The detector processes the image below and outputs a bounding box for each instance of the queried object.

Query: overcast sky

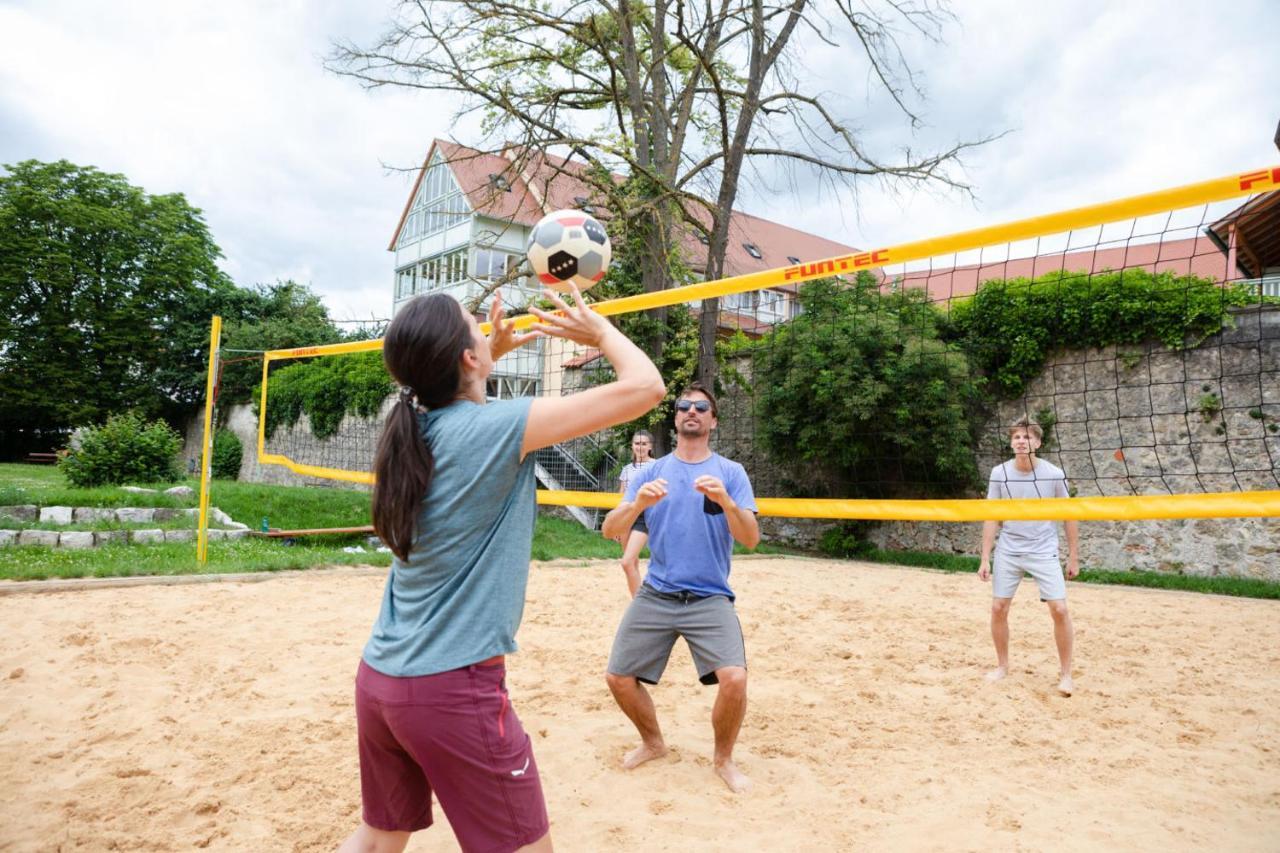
[2,1,1278,322]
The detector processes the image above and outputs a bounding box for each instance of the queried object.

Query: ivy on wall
[258,351,392,440]
[943,268,1257,397]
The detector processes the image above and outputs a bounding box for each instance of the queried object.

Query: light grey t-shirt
[618,459,653,494]
[987,458,1071,558]
[362,397,536,677]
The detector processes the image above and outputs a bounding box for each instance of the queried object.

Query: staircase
[531,438,619,530]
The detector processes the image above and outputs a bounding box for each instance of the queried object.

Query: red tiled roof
[893,236,1230,302]
[391,140,861,278]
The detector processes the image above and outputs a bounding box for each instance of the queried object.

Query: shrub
[58,412,183,487]
[818,521,877,558]
[753,273,985,498]
[211,428,243,479]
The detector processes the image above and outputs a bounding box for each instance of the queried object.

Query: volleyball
[526,209,611,292]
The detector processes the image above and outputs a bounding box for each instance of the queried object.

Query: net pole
[196,315,222,563]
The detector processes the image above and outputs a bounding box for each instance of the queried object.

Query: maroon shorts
[355,659,549,851]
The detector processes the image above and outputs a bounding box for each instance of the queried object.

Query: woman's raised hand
[527,283,612,349]
[486,291,543,362]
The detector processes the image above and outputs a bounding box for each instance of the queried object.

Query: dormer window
[743,242,763,259]
[489,173,511,191]
[787,255,801,265]
[573,195,595,214]
[697,233,710,245]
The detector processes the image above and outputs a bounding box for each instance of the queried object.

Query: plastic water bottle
[261,517,269,533]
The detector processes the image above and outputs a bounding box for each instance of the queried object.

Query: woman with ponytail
[340,285,663,853]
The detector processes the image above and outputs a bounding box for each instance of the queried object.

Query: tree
[331,1,991,388]
[0,160,235,455]
[217,280,346,406]
[575,173,702,455]
[752,272,983,498]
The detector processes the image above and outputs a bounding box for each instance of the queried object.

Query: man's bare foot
[985,666,1008,683]
[1057,674,1073,697]
[714,759,750,794]
[622,742,667,770]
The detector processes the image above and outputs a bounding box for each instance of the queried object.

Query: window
[395,266,416,300]
[697,232,710,245]
[787,255,801,265]
[743,242,763,259]
[398,155,470,248]
[489,173,511,191]
[573,195,595,214]
[723,289,788,323]
[475,248,523,280]
[411,248,470,295]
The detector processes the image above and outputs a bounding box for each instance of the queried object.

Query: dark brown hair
[372,294,473,560]
[678,381,718,417]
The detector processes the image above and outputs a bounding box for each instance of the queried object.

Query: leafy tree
[577,174,701,455]
[217,280,345,406]
[752,272,984,498]
[0,159,234,454]
[260,351,393,441]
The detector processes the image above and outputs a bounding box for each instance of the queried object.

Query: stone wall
[183,400,389,491]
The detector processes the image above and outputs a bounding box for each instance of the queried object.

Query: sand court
[1,556,1278,851]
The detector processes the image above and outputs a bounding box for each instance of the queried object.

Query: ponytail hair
[372,294,472,560]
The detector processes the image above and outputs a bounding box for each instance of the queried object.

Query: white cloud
[0,0,446,322]
[747,0,1280,250]
[2,0,1278,323]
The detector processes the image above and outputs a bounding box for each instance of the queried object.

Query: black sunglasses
[676,399,712,413]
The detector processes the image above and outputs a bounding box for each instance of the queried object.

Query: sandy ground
[1,556,1278,852]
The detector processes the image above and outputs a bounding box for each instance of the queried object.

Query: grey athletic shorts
[607,583,746,685]
[993,552,1067,601]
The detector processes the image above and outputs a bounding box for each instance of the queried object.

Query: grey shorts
[607,583,746,685]
[993,552,1067,601]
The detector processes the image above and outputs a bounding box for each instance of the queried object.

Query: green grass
[857,547,1280,600]
[0,539,393,581]
[0,463,372,530]
[0,463,383,579]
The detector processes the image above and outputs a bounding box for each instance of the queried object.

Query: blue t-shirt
[624,452,757,599]
[362,397,536,677]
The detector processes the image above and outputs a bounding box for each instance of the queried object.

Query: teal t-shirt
[362,396,536,677]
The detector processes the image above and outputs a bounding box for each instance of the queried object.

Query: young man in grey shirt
[978,416,1080,696]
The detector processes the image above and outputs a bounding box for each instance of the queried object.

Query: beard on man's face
[677,417,710,436]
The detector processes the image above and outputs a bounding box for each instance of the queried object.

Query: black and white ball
[526,209,611,292]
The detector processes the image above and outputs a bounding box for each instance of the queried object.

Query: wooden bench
[23,452,58,465]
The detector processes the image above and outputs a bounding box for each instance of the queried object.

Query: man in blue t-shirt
[600,382,759,794]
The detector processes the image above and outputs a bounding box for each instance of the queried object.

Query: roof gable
[391,140,861,282]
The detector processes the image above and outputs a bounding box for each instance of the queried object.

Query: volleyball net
[250,165,1280,522]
